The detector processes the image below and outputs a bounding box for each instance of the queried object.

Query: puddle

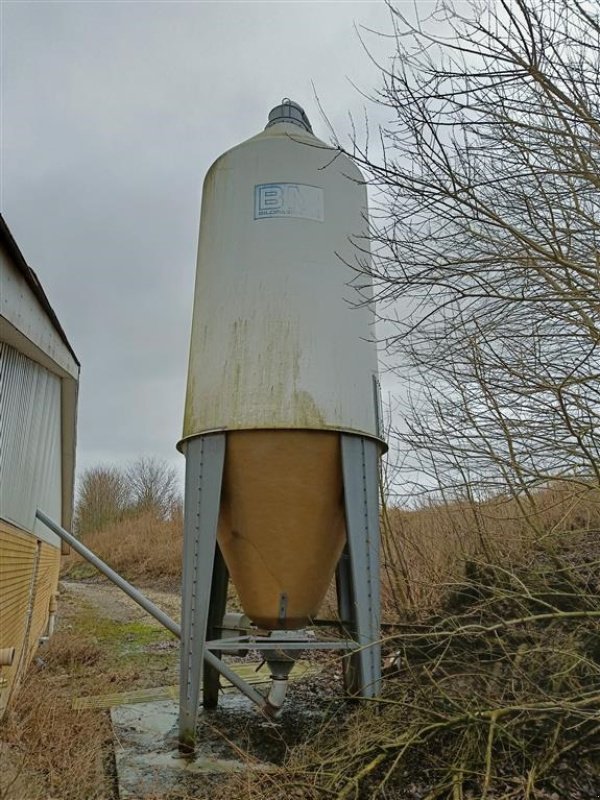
[110,665,348,798]
[112,699,252,798]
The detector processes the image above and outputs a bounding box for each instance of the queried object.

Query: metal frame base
[178,432,382,749]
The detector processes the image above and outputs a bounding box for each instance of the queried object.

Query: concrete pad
[111,698,253,799]
[108,662,324,797]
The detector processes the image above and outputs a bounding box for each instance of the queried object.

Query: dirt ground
[1,577,345,800]
[61,579,182,627]
[1,578,185,800]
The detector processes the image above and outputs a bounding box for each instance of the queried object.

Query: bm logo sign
[254,183,324,222]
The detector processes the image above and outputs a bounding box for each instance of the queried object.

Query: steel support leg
[335,545,353,627]
[179,433,226,750]
[335,544,359,694]
[339,434,382,698]
[202,545,229,710]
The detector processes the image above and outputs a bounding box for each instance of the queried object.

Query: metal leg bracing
[339,434,382,698]
[179,433,226,749]
[335,545,353,629]
[177,431,381,750]
[202,545,229,709]
[335,544,360,694]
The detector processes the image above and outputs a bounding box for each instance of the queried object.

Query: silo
[178,100,384,747]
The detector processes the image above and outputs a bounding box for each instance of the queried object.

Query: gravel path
[60,579,182,626]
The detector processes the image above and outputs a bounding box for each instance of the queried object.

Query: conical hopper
[218,429,345,629]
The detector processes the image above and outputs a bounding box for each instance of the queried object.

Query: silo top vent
[266,98,313,133]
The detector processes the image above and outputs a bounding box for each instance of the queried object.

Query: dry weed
[222,531,600,799]
[16,484,600,799]
[62,510,182,585]
[0,633,112,800]
[382,483,600,614]
[63,483,600,620]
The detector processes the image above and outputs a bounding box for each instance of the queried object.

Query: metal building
[0,214,79,715]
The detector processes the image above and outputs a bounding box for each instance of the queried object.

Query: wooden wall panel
[27,541,60,658]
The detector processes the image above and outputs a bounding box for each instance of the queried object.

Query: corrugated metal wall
[0,342,64,715]
[0,341,62,544]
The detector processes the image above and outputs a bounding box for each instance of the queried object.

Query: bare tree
[75,456,181,534]
[344,0,600,510]
[125,456,180,519]
[74,465,129,534]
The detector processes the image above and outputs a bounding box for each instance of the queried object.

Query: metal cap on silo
[266,98,313,133]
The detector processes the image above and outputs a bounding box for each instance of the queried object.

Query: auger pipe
[35,509,181,638]
[36,509,270,711]
[204,650,267,708]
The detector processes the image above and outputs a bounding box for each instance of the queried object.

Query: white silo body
[182,106,382,442]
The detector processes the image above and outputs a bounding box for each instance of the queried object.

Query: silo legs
[202,546,229,709]
[178,431,381,750]
[179,433,226,751]
[338,434,382,698]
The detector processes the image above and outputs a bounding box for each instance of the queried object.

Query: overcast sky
[1,0,422,488]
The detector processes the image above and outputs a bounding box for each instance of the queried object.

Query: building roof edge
[0,213,80,367]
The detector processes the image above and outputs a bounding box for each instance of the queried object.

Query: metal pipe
[203,650,267,708]
[35,509,181,639]
[37,510,268,711]
[205,637,356,651]
[265,678,289,716]
[39,613,56,645]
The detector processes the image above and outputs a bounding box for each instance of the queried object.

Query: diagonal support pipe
[36,509,181,637]
[35,509,267,711]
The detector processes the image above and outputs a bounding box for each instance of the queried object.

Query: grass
[0,628,112,800]
[0,588,179,800]
[61,510,183,586]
